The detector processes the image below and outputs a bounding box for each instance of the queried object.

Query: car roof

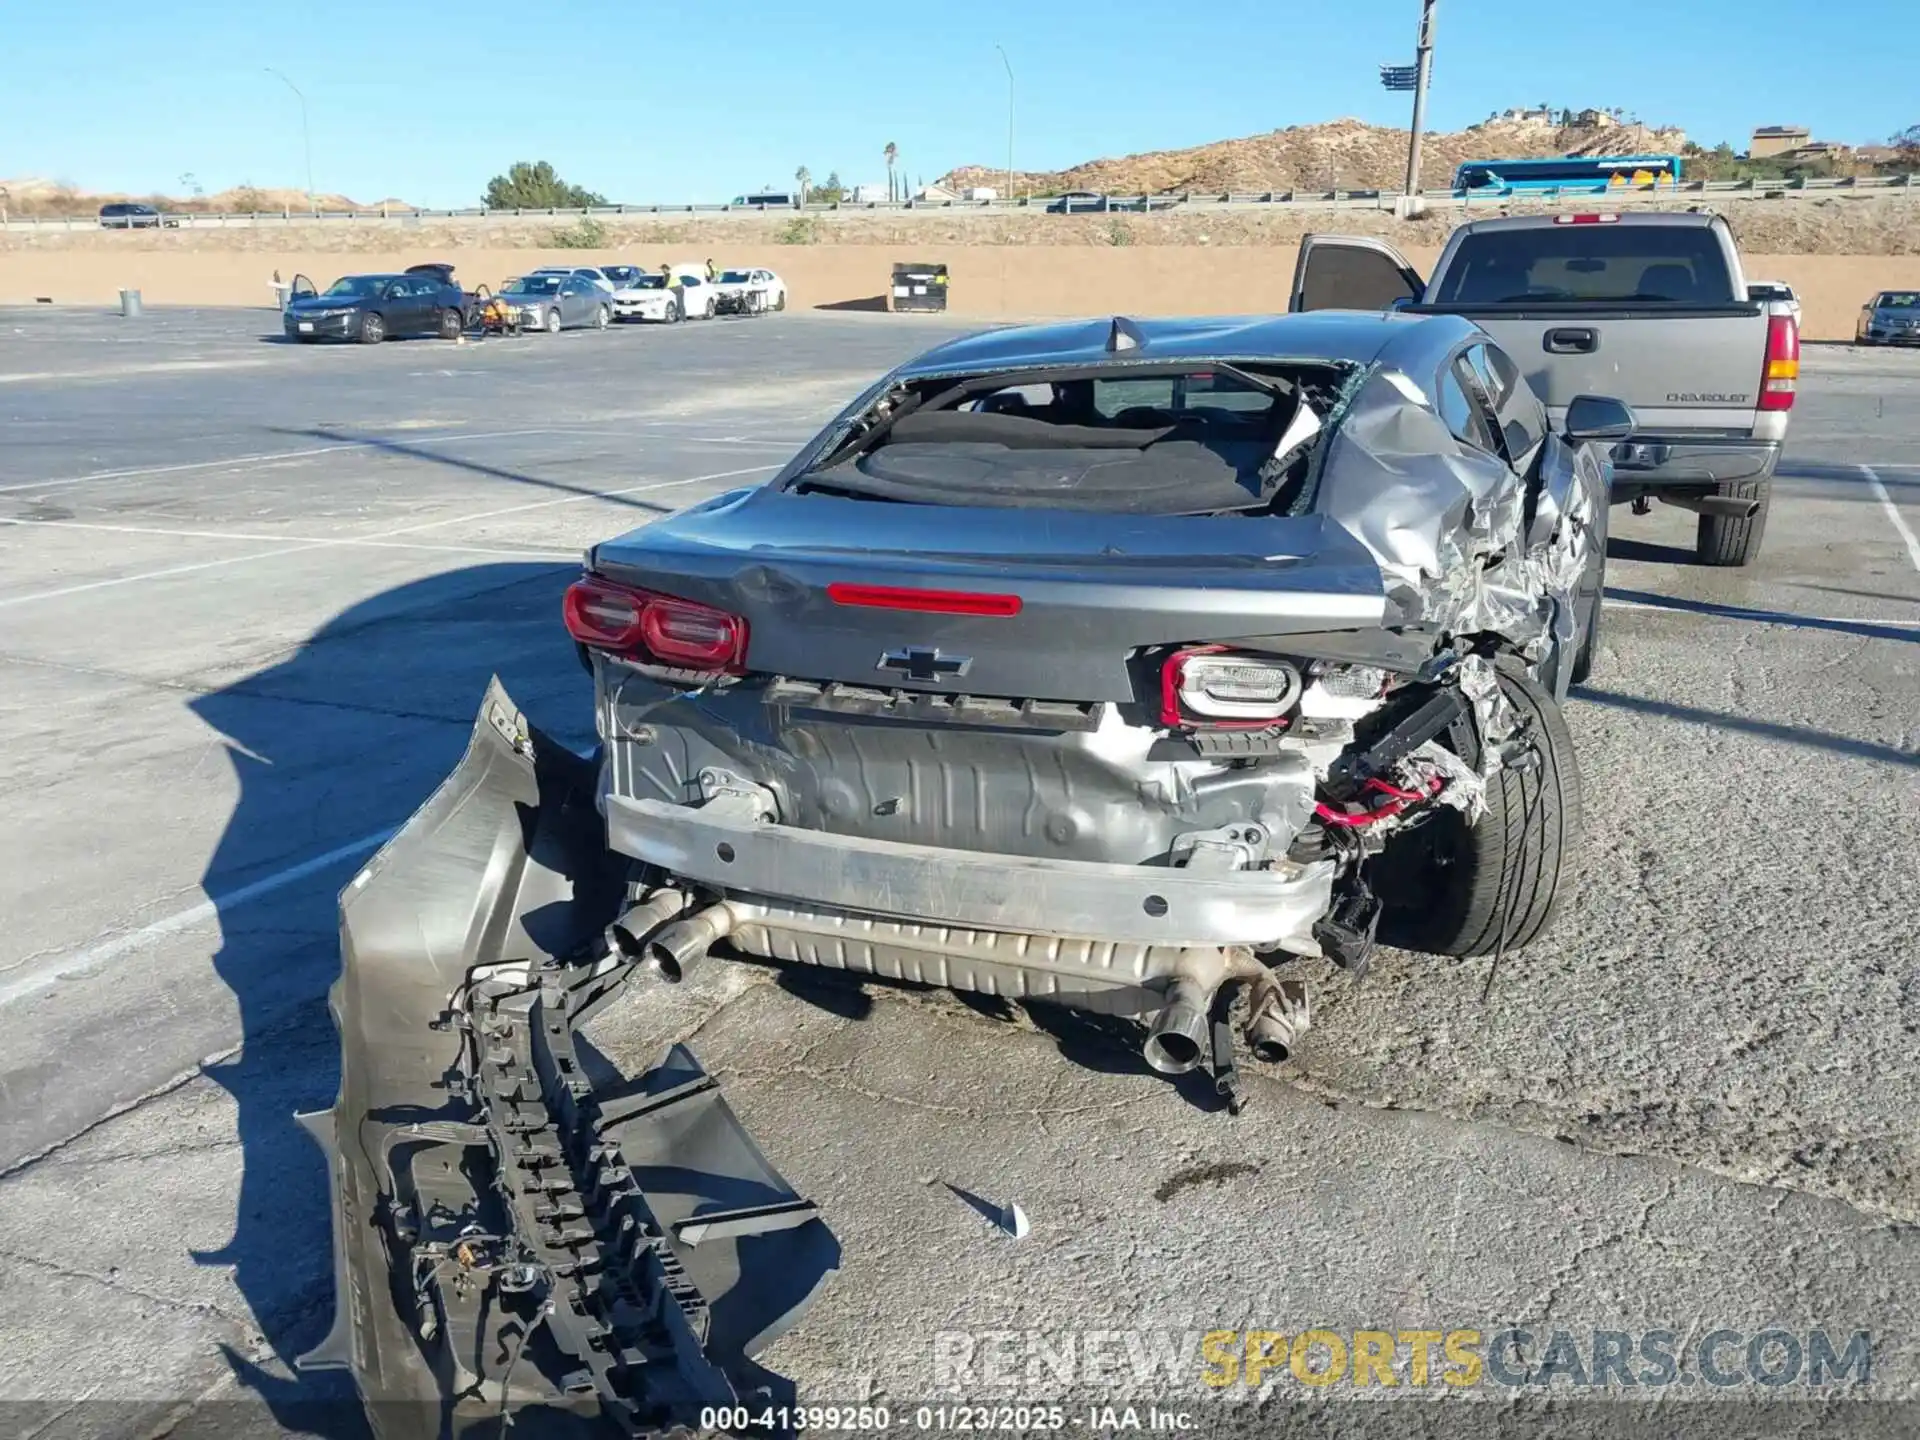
[892,311,1468,379]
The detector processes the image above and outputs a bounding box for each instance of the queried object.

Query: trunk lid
[588,487,1388,703]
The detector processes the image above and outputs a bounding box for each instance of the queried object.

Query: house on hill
[1750,125,1812,159]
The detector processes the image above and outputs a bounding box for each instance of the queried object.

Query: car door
[1288,235,1426,313]
[290,274,318,302]
[562,277,590,326]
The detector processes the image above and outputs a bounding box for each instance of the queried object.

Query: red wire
[1317,775,1444,827]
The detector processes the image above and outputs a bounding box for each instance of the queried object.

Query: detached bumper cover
[605,791,1336,949]
[301,679,837,1438]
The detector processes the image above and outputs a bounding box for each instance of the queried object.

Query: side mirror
[1564,394,1636,444]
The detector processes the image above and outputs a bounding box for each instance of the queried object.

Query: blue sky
[4,0,1915,207]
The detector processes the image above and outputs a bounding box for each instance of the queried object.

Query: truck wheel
[1696,478,1770,567]
[1372,665,1583,958]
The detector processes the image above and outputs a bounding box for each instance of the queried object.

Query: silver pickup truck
[1290,212,1800,566]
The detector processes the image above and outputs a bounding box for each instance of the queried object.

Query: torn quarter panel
[302,679,837,1438]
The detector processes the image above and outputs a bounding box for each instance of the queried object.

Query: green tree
[483,161,605,210]
[1892,125,1920,170]
[795,165,812,203]
[813,170,847,203]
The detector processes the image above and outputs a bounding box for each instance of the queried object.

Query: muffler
[644,901,737,982]
[1660,493,1761,520]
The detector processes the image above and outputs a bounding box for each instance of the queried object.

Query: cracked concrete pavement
[0,309,1915,1435]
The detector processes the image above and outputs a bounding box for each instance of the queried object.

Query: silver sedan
[496,273,611,334]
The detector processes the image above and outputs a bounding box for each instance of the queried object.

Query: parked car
[529,265,618,294]
[710,267,788,314]
[498,273,611,333]
[1857,290,1920,346]
[732,191,800,207]
[1748,280,1801,323]
[403,262,493,326]
[609,273,683,323]
[98,202,176,229]
[599,264,645,290]
[1291,212,1800,566]
[281,272,468,343]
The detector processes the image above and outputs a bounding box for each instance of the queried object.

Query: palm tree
[795,165,811,204]
[884,142,898,202]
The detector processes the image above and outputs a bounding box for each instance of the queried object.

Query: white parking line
[0,827,397,1010]
[0,463,775,607]
[0,515,580,560]
[0,428,553,496]
[1859,465,1920,573]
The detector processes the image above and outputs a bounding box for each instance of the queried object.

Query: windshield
[628,275,666,289]
[322,276,386,298]
[503,276,562,295]
[1431,225,1737,305]
[793,366,1338,516]
[1878,292,1920,308]
[720,270,753,283]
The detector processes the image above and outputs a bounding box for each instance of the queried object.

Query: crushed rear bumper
[300,679,837,1438]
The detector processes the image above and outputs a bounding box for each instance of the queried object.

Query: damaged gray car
[304,311,1632,1435]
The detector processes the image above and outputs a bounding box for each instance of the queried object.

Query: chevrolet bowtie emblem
[877,646,971,682]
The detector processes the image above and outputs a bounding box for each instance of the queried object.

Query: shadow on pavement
[184,562,590,1434]
[1605,535,1698,566]
[1574,687,1920,770]
[1605,585,1920,647]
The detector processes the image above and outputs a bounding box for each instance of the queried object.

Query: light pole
[994,44,1015,201]
[1402,0,1437,202]
[264,67,314,208]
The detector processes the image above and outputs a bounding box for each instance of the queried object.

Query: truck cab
[1290,212,1799,566]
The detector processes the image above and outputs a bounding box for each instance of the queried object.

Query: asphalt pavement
[0,307,1915,1437]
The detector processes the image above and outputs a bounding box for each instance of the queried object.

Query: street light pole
[1402,0,1437,201]
[994,44,1015,200]
[265,67,314,208]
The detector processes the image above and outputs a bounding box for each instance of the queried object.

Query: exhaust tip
[1143,1030,1203,1076]
[1248,1037,1291,1066]
[643,942,685,983]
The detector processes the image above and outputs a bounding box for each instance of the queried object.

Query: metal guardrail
[5,173,1914,232]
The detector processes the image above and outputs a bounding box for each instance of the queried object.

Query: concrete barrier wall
[4,245,1917,342]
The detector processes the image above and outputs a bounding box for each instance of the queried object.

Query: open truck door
[1288,235,1425,313]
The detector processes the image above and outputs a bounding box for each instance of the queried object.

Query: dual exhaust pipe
[606,889,733,984]
[1141,956,1311,1077]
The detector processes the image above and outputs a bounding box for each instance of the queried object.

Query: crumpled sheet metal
[1312,369,1595,658]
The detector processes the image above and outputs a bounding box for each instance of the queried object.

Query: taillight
[1159,646,1302,728]
[1552,213,1619,225]
[827,582,1022,617]
[1758,313,1799,412]
[564,576,748,671]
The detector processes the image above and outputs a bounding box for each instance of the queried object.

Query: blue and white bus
[1453,154,1684,194]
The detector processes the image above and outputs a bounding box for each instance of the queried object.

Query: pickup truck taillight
[1758,314,1800,413]
[563,575,749,671]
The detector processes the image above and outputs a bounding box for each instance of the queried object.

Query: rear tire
[595,305,610,330]
[666,298,681,323]
[1372,664,1583,958]
[438,308,463,340]
[1695,477,1770,567]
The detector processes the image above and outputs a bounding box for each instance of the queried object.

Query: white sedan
[610,274,685,323]
[711,267,788,312]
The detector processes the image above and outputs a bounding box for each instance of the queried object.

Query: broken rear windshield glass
[1430,226,1738,305]
[798,368,1336,516]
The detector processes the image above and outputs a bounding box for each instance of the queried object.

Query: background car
[1857,290,1920,346]
[282,272,467,343]
[711,267,788,313]
[610,273,682,323]
[599,264,645,289]
[529,265,618,294]
[1046,191,1110,214]
[499,273,611,333]
[98,202,176,229]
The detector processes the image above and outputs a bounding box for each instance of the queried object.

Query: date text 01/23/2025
[699,1405,1198,1432]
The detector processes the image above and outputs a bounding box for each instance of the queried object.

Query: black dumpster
[890,261,949,312]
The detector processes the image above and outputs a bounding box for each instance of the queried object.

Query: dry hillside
[0,176,405,215]
[943,115,1690,194]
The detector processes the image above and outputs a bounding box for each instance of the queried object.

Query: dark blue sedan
[282,273,468,344]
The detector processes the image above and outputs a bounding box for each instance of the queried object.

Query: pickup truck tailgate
[1456,306,1770,436]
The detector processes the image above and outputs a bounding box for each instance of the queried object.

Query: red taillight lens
[1553,213,1619,225]
[563,576,748,671]
[1758,314,1800,412]
[826,582,1023,617]
[563,577,646,649]
[1159,646,1303,729]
